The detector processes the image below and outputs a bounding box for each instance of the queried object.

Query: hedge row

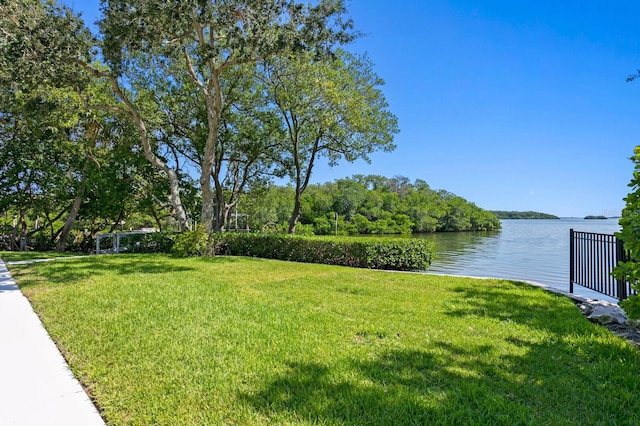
[110,230,434,271]
[216,233,434,271]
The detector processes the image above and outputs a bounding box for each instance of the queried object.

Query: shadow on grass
[11,254,264,291]
[0,251,85,263]
[241,282,640,424]
[10,255,244,290]
[445,281,592,335]
[240,351,518,424]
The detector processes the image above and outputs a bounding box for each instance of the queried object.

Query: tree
[613,146,640,319]
[239,175,501,235]
[612,73,640,319]
[160,63,284,231]
[1,1,192,250]
[90,0,355,231]
[261,50,399,233]
[241,184,295,232]
[0,0,95,250]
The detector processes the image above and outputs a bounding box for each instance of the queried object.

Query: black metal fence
[569,229,635,301]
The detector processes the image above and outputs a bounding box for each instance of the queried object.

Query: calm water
[416,219,622,301]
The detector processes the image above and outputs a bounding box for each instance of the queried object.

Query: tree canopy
[240,175,501,235]
[260,50,399,233]
[613,146,640,319]
[0,0,500,252]
[89,0,357,231]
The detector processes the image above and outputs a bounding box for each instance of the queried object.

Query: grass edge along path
[7,254,640,425]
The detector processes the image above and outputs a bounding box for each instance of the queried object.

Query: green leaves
[266,50,398,170]
[218,233,434,271]
[0,0,93,90]
[240,175,500,235]
[100,0,355,75]
[260,50,399,232]
[613,146,640,318]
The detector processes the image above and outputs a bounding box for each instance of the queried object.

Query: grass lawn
[0,250,84,263]
[7,254,640,425]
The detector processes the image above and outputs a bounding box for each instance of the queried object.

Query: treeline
[0,1,497,253]
[1,0,398,250]
[490,211,559,220]
[239,176,501,235]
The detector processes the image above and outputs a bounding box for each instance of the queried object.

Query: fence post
[615,237,627,301]
[569,229,574,294]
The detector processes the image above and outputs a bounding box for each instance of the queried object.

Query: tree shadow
[240,281,640,424]
[445,281,588,335]
[9,255,245,289]
[0,274,19,294]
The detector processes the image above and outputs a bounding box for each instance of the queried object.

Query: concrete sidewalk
[0,260,105,425]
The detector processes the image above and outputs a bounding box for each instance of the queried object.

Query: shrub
[135,232,177,253]
[217,233,434,271]
[31,232,55,251]
[171,226,212,257]
[293,223,315,236]
[312,215,332,235]
[614,146,640,319]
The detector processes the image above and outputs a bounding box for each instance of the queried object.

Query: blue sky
[65,0,640,217]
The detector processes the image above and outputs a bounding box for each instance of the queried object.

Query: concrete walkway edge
[0,259,105,425]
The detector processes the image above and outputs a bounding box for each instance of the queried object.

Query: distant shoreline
[491,211,559,220]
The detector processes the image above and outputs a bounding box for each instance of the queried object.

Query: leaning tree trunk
[56,195,83,252]
[101,70,190,231]
[287,140,318,234]
[56,135,95,252]
[287,192,302,234]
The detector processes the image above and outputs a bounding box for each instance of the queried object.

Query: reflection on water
[416,219,622,301]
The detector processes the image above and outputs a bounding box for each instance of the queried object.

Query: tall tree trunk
[91,68,190,231]
[287,136,320,234]
[10,214,19,251]
[288,190,302,234]
[123,92,187,231]
[56,134,96,252]
[56,195,83,252]
[199,79,222,232]
[184,44,223,233]
[212,174,226,232]
[19,208,27,251]
[200,168,215,232]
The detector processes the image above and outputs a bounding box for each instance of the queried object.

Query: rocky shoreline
[575,299,640,348]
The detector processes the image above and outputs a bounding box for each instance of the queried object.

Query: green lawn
[7,254,640,425]
[0,250,84,263]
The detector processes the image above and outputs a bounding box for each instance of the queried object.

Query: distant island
[491,211,560,219]
[584,215,608,220]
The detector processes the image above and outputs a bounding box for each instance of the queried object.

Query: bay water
[416,219,622,302]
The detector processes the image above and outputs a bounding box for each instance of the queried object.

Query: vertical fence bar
[581,232,587,289]
[606,235,612,297]
[616,237,627,301]
[569,229,575,294]
[598,234,604,295]
[570,230,631,300]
